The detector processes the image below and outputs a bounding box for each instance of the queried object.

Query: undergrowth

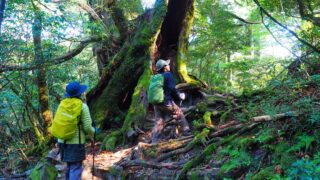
[194,75,320,179]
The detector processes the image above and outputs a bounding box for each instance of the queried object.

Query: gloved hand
[92,120,98,127]
[94,127,99,136]
[179,92,186,100]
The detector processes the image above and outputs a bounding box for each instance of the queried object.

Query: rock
[45,148,60,163]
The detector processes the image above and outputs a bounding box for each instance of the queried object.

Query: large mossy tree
[86,0,204,150]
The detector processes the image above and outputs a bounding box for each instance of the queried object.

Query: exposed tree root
[95,106,298,179]
[155,129,208,162]
[130,137,194,160]
[175,123,260,180]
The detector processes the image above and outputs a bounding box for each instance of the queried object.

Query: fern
[288,135,316,153]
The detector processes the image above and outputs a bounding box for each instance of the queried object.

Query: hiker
[151,59,191,143]
[52,81,97,180]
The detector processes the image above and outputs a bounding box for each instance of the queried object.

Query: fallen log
[251,111,297,122]
[121,159,183,170]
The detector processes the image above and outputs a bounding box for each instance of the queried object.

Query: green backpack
[148,74,164,104]
[49,98,83,140]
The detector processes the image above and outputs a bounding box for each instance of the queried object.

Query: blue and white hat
[156,59,170,71]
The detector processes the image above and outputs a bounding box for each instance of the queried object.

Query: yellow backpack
[50,98,83,140]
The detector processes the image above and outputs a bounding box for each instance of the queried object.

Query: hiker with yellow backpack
[50,81,98,180]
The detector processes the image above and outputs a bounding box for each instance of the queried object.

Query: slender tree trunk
[32,3,52,136]
[0,0,5,33]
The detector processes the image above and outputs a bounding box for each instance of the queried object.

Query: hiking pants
[151,103,190,143]
[65,161,83,180]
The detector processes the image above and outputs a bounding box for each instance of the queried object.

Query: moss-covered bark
[102,69,152,150]
[89,0,168,126]
[176,0,201,86]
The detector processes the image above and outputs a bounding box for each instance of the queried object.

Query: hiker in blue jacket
[151,59,191,143]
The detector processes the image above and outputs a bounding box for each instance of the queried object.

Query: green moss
[251,166,276,180]
[29,159,57,180]
[207,96,232,105]
[175,0,201,85]
[102,131,121,151]
[144,146,159,158]
[203,112,213,125]
[238,136,257,150]
[196,103,207,113]
[121,69,151,137]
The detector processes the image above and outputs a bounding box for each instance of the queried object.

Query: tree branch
[296,0,320,27]
[229,12,261,25]
[52,0,108,31]
[106,0,129,41]
[253,0,320,54]
[0,37,101,73]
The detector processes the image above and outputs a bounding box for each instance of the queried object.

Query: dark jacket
[58,143,85,162]
[161,72,180,105]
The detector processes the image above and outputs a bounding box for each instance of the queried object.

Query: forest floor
[55,76,320,180]
[2,76,320,179]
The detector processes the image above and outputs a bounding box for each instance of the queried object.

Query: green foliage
[256,128,278,144]
[288,134,316,153]
[217,142,253,175]
[272,142,295,169]
[29,159,57,180]
[287,153,320,179]
[219,149,252,173]
[239,136,257,150]
[251,166,277,180]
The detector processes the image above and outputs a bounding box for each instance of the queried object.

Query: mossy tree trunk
[32,2,52,140]
[87,0,202,150]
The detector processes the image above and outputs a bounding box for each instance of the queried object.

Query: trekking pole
[92,120,97,180]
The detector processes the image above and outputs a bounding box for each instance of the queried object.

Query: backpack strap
[78,115,81,145]
[78,102,82,144]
